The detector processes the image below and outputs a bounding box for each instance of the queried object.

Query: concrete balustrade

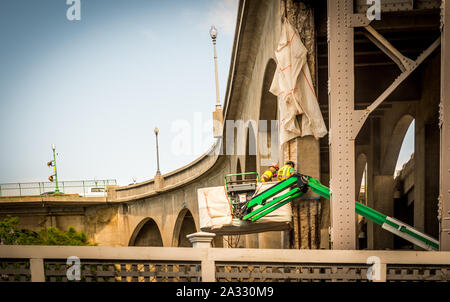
[1,245,449,282]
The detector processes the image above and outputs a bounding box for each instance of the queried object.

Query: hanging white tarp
[197,183,292,235]
[269,20,327,145]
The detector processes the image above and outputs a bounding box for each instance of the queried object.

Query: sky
[0,0,239,186]
[395,120,414,174]
[0,0,414,187]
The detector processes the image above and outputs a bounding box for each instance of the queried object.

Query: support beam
[351,37,441,138]
[327,0,356,250]
[440,0,450,251]
[363,25,416,72]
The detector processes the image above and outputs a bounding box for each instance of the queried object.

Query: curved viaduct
[88,0,285,248]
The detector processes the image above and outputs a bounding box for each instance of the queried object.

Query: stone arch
[381,114,414,175]
[258,58,279,173]
[172,208,197,247]
[128,217,163,246]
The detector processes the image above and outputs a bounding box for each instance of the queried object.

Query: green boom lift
[224,173,439,251]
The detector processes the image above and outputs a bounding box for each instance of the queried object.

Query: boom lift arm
[239,173,439,251]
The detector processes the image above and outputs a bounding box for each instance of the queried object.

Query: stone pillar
[154,173,164,192]
[372,175,394,249]
[366,118,394,250]
[281,0,322,250]
[186,232,216,248]
[187,232,216,282]
[117,203,131,246]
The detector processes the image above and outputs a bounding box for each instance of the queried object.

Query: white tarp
[197,183,292,235]
[269,20,327,145]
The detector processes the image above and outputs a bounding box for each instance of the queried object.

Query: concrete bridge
[1,0,450,252]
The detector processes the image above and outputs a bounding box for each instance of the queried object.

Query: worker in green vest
[260,163,279,182]
[277,161,295,181]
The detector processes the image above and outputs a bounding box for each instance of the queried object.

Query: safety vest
[261,169,274,182]
[278,165,294,181]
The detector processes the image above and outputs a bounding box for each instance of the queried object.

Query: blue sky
[0,0,413,187]
[0,0,238,185]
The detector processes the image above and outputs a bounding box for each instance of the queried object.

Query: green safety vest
[278,165,294,181]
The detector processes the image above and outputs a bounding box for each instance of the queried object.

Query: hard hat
[271,163,279,170]
[286,161,295,168]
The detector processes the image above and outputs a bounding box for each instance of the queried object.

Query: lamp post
[210,25,224,138]
[154,127,161,175]
[51,144,61,194]
[210,25,221,110]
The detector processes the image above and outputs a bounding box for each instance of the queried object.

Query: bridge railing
[0,179,117,197]
[0,245,449,282]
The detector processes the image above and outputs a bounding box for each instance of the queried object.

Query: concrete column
[372,175,394,249]
[367,118,379,250]
[187,232,216,248]
[440,0,450,250]
[117,204,131,246]
[414,115,426,234]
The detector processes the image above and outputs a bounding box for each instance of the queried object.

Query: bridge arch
[172,208,197,247]
[128,217,164,247]
[381,114,415,175]
[258,58,278,173]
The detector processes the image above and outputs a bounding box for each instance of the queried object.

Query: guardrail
[0,180,117,197]
[0,245,449,282]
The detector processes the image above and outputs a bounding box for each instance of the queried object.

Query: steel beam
[363,25,416,72]
[351,36,441,138]
[327,0,356,250]
[440,0,450,251]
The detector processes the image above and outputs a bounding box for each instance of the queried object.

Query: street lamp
[154,127,161,175]
[210,25,221,110]
[210,25,224,138]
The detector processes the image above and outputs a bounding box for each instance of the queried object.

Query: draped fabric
[269,20,327,145]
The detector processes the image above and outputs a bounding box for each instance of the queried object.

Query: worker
[260,163,279,182]
[277,161,295,181]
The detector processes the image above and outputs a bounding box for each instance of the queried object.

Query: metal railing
[0,245,449,282]
[0,179,117,197]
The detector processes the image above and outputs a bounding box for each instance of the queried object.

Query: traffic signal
[47,160,55,182]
